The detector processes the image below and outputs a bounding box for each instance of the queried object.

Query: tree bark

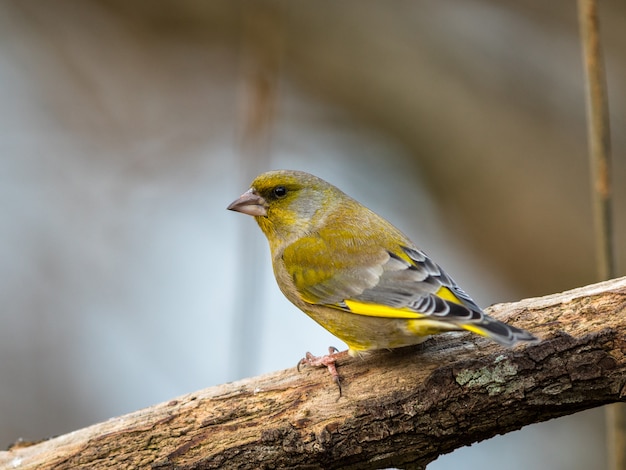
[3,277,626,470]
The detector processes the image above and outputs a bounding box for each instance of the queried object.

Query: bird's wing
[349,245,485,322]
[282,233,535,345]
[282,234,481,321]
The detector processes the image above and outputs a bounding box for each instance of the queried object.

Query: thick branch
[3,277,626,469]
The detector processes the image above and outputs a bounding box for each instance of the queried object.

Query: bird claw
[297,346,343,397]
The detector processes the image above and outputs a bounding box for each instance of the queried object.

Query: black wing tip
[479,319,539,347]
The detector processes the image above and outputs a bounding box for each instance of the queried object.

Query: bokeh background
[1,1,625,468]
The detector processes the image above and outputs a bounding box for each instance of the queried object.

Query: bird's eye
[273,186,287,198]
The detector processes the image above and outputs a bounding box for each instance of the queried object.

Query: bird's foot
[297,346,347,397]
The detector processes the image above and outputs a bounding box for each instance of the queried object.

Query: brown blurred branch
[578,1,620,468]
[578,0,614,281]
[232,3,283,378]
[2,277,626,470]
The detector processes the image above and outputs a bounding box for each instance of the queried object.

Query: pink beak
[227,189,268,217]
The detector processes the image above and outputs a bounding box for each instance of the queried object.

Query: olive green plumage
[228,170,536,355]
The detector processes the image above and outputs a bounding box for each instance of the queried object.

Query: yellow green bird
[228,170,536,382]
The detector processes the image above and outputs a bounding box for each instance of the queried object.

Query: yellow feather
[435,286,463,305]
[342,287,463,319]
[342,299,424,319]
[460,324,489,337]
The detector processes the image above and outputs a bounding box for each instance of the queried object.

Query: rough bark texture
[3,277,626,470]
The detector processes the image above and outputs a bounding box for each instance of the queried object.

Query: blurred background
[1,1,624,468]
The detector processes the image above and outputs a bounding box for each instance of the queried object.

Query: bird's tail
[462,316,538,347]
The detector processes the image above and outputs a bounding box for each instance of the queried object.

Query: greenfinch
[228,170,536,384]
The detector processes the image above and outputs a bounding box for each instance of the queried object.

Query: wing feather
[283,232,474,320]
[282,232,535,345]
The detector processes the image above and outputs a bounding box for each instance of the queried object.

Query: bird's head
[227,170,343,246]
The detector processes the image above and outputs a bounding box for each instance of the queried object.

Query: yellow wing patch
[435,286,463,305]
[342,288,463,319]
[342,299,424,319]
[459,324,490,337]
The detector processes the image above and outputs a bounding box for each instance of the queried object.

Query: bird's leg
[297,346,348,396]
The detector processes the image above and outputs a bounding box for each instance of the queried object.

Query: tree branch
[3,277,626,469]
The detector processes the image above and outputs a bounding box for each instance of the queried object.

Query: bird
[227,170,537,390]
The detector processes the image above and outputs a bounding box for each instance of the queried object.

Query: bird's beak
[227,188,268,217]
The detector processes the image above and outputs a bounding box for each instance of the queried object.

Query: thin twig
[577,1,620,469]
[232,4,283,378]
[578,0,614,280]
